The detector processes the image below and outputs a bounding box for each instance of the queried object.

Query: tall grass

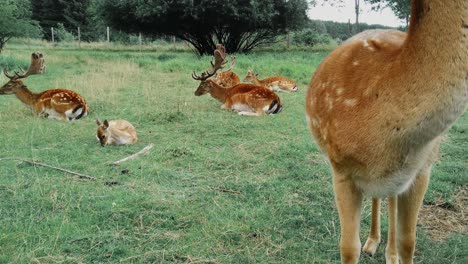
[0,42,466,263]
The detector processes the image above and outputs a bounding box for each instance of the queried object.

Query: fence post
[107,27,110,43]
[139,32,142,49]
[51,27,55,43]
[78,27,81,48]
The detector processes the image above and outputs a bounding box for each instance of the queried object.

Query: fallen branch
[109,143,154,166]
[0,157,96,181]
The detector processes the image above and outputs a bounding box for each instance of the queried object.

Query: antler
[222,56,236,72]
[192,44,228,81]
[4,52,46,80]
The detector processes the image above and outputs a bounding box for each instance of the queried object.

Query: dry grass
[419,187,467,241]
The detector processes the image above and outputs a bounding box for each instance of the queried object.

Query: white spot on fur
[344,98,358,107]
[353,61,359,66]
[336,88,344,95]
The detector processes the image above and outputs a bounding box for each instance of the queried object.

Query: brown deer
[212,56,241,88]
[305,1,467,263]
[0,52,88,121]
[96,119,138,147]
[243,70,298,92]
[193,44,282,116]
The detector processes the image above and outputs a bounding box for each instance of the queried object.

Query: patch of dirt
[419,187,467,241]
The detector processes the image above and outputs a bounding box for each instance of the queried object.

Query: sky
[308,2,404,27]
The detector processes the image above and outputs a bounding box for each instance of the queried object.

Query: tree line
[0,0,410,55]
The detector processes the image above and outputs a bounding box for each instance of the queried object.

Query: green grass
[0,41,466,263]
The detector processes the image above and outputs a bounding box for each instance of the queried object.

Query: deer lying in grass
[243,70,298,92]
[306,0,467,263]
[212,56,240,88]
[0,52,88,120]
[193,44,282,116]
[96,119,137,147]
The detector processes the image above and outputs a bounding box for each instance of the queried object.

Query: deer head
[96,119,110,147]
[243,69,258,83]
[0,52,46,94]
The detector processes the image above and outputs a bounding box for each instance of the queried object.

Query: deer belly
[355,170,417,198]
[232,103,253,113]
[41,108,62,119]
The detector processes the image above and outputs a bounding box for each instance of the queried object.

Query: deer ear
[103,120,109,128]
[96,119,102,126]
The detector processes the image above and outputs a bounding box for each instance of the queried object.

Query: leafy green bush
[55,23,75,42]
[293,29,332,47]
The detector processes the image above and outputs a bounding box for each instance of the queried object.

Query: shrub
[293,29,333,47]
[55,23,75,42]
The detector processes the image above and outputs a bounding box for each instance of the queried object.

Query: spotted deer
[96,119,138,147]
[212,56,240,88]
[243,70,298,92]
[193,44,282,116]
[305,1,467,263]
[0,52,88,120]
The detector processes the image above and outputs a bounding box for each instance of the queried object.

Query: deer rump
[223,84,282,115]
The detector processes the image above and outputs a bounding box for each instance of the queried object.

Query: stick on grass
[109,143,155,166]
[0,157,96,181]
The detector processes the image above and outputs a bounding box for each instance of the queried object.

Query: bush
[55,23,75,42]
[293,29,333,47]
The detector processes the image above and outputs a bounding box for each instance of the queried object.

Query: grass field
[0,39,466,263]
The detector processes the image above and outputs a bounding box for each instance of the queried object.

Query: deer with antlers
[193,44,282,116]
[212,56,240,88]
[306,0,467,263]
[243,70,298,92]
[0,52,88,121]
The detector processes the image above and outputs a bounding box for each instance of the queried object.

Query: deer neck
[207,80,228,102]
[252,77,262,86]
[13,85,38,107]
[402,1,467,64]
[397,0,468,141]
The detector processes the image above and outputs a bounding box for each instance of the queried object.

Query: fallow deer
[193,44,282,116]
[96,119,138,147]
[243,70,298,92]
[212,56,241,88]
[305,1,467,263]
[0,52,88,121]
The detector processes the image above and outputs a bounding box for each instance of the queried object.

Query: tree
[0,0,42,52]
[31,0,67,40]
[98,0,311,55]
[367,0,411,28]
[321,0,361,34]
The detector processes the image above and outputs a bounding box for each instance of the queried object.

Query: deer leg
[397,169,431,264]
[386,196,398,263]
[363,198,381,256]
[333,170,363,264]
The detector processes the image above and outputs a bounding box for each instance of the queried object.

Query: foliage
[367,0,411,27]
[0,0,42,52]
[31,0,67,40]
[55,23,75,42]
[293,29,332,46]
[97,0,311,55]
[306,19,394,42]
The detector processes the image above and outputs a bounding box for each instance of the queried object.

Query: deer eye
[101,135,106,139]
